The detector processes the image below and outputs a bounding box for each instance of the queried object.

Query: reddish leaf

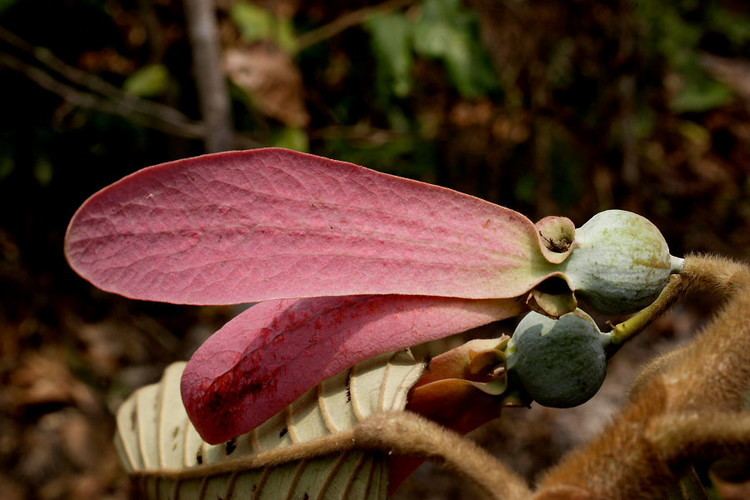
[181,294,522,443]
[65,148,556,305]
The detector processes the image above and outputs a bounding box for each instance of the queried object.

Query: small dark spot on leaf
[204,390,225,413]
[172,427,179,438]
[279,427,288,438]
[196,449,203,464]
[244,382,264,395]
[225,438,236,455]
[204,379,264,414]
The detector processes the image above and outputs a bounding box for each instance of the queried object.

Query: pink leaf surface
[65,148,554,305]
[181,294,523,443]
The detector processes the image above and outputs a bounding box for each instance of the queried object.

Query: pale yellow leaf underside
[114,336,470,500]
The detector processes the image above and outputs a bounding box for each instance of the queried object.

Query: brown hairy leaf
[535,255,750,499]
[9,350,98,412]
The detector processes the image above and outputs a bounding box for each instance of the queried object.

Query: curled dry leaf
[9,350,98,412]
[118,351,425,499]
[224,45,309,127]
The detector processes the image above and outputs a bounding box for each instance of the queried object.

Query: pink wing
[65,148,551,305]
[181,295,523,443]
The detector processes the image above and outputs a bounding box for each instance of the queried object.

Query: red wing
[66,148,550,305]
[180,295,522,443]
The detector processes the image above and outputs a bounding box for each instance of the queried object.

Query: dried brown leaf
[224,44,309,127]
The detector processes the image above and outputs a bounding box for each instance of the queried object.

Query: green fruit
[506,310,610,408]
[563,210,679,315]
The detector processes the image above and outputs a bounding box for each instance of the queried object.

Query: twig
[182,0,234,152]
[0,29,260,148]
[677,466,710,500]
[610,274,687,345]
[0,53,206,139]
[355,412,531,500]
[130,429,358,480]
[0,26,192,125]
[295,0,415,53]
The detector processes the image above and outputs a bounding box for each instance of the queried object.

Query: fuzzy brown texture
[629,254,749,399]
[535,255,750,498]
[355,412,532,500]
[681,254,750,297]
[633,254,750,410]
[646,412,750,464]
[534,382,675,499]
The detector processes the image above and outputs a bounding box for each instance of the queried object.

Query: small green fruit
[563,210,679,315]
[506,310,609,408]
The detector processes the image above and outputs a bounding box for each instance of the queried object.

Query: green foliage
[367,13,414,98]
[366,0,498,101]
[706,3,750,45]
[123,64,170,97]
[32,157,52,186]
[324,133,436,181]
[637,0,737,113]
[514,175,536,205]
[0,155,14,180]
[548,130,584,210]
[272,127,308,152]
[0,0,16,14]
[231,1,296,52]
[412,0,497,98]
[670,73,732,113]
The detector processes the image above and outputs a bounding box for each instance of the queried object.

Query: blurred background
[1,0,749,498]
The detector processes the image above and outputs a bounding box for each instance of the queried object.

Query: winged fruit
[506,310,610,407]
[63,148,683,442]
